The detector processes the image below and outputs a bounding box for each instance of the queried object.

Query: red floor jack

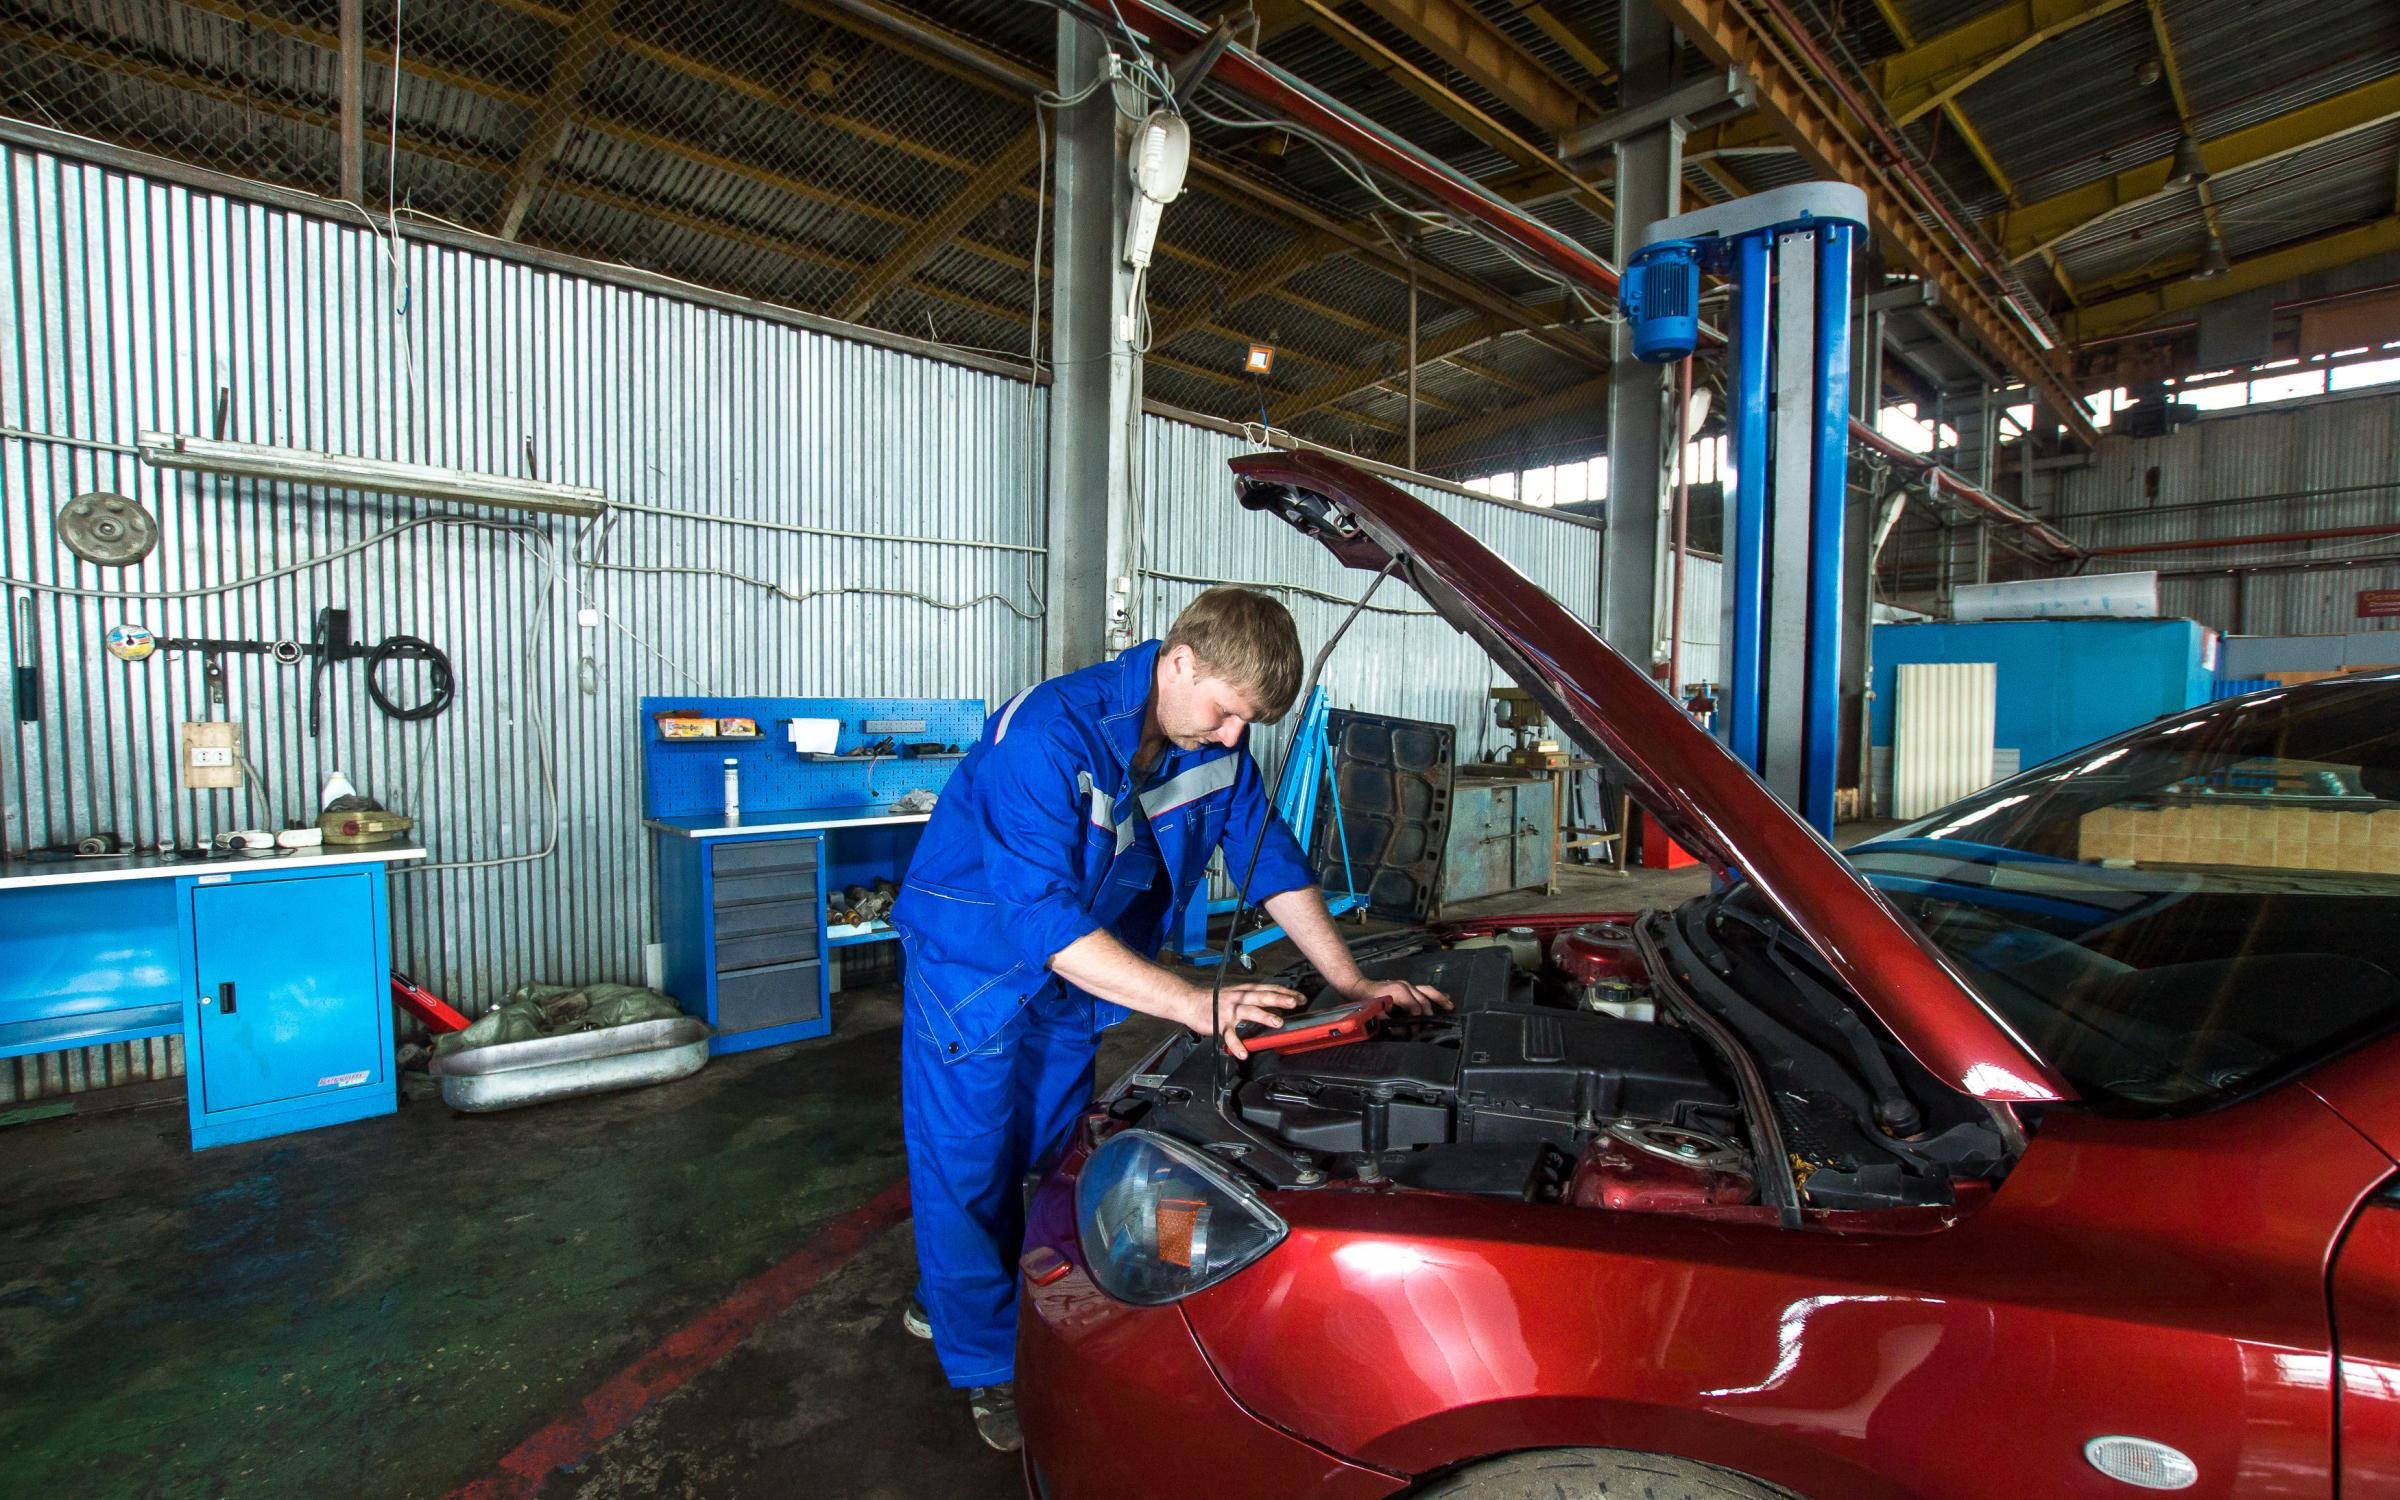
[391,970,471,1034]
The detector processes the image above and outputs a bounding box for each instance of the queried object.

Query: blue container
[1869,619,2215,779]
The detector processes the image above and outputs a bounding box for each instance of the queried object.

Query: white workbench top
[0,844,427,892]
[644,806,933,840]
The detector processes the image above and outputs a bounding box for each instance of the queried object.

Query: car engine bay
[1114,909,2018,1220]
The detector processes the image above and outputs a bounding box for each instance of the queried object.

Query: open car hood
[1232,450,2072,1105]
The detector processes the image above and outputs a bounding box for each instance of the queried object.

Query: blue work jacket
[891,639,1318,1061]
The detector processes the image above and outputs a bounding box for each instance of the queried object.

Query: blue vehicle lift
[1173,685,1367,966]
[1621,182,1867,837]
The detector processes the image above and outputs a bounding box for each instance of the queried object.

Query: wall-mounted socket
[180,720,242,790]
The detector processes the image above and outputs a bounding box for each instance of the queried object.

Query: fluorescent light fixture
[136,432,606,517]
[1124,109,1191,271]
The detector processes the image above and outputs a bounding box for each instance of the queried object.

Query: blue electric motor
[1622,240,1701,363]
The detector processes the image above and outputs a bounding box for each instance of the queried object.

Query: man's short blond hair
[1165,587,1303,722]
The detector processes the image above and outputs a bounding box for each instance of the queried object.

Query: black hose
[364,634,455,722]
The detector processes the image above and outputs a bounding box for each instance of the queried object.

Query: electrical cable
[363,633,455,722]
[586,561,1046,620]
[1140,566,1435,616]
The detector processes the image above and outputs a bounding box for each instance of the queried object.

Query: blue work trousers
[901,984,1098,1388]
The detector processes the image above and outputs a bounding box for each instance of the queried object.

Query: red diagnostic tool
[1236,994,1394,1056]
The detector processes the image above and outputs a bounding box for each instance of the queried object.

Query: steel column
[1602,0,1680,653]
[1762,230,1814,805]
[1043,17,1143,675]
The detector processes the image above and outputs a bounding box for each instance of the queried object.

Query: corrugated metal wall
[2039,389,2400,635]
[1,141,1605,1097]
[1890,662,1997,820]
[1140,418,1600,778]
[0,139,1043,1099]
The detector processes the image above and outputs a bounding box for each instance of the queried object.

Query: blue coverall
[890,638,1316,1388]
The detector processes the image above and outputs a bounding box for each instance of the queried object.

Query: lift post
[1620,183,1867,836]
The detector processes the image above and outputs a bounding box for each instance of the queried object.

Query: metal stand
[1621,183,1867,836]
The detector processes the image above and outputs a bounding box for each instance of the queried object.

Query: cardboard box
[2079,801,2397,875]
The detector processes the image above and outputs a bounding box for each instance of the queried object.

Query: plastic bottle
[722,757,741,819]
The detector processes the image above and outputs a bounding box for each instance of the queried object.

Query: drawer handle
[219,980,238,1015]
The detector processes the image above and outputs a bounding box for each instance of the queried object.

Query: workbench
[0,845,424,1149]
[641,696,979,1055]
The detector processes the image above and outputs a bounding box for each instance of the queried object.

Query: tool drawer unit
[656,832,830,1053]
[0,848,421,1150]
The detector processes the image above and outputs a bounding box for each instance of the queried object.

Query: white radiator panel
[1893,663,1998,820]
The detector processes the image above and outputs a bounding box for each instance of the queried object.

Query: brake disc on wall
[58,491,159,567]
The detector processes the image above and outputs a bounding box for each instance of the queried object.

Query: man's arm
[1049,930,1302,1060]
[1261,887,1450,1015]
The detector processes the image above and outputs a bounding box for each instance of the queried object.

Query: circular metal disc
[58,491,159,567]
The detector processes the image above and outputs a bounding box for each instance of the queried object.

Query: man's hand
[1337,975,1451,1016]
[1183,981,1305,1060]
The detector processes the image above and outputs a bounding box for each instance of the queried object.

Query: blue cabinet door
[192,874,384,1114]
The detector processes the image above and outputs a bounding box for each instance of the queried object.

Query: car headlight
[1075,1129,1287,1305]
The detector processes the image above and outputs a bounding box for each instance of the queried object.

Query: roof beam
[1153,229,1378,350]
[797,0,1614,369]
[1272,310,1522,423]
[493,0,619,239]
[1873,0,2137,127]
[833,120,1042,321]
[1505,0,1617,87]
[1653,0,2099,444]
[1285,0,1615,213]
[1398,372,1610,466]
[1346,0,1601,133]
[1994,75,2400,262]
[2060,216,2400,343]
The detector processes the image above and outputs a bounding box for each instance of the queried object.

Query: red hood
[1232,450,2071,1105]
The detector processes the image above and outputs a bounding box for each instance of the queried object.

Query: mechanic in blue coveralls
[889,586,1449,1452]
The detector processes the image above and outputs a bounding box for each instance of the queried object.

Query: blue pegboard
[640,697,987,818]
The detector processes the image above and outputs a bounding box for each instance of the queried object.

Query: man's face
[1156,645,1263,750]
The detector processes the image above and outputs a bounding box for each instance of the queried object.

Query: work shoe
[968,1383,1021,1453]
[902,1295,932,1340]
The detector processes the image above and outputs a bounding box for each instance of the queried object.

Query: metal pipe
[1086,0,2085,574]
[1406,259,1419,472]
[338,0,363,203]
[2084,523,2400,557]
[1849,422,2081,558]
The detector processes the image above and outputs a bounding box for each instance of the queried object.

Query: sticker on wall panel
[104,622,157,661]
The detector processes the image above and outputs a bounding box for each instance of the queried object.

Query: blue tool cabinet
[0,848,418,1151]
[655,830,832,1053]
[640,695,982,1055]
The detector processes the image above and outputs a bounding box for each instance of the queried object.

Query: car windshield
[1843,675,2400,1113]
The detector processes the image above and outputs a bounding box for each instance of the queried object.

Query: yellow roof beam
[1347,0,1603,133]
[1995,74,2400,262]
[1874,0,2139,127]
[2061,215,2400,343]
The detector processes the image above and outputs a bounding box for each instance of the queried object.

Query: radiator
[1893,662,1998,820]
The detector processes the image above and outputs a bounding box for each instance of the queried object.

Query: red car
[1015,452,2400,1499]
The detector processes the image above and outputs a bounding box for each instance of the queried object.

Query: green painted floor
[0,855,1753,1498]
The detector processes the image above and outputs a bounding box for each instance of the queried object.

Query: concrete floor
[0,836,1882,1498]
